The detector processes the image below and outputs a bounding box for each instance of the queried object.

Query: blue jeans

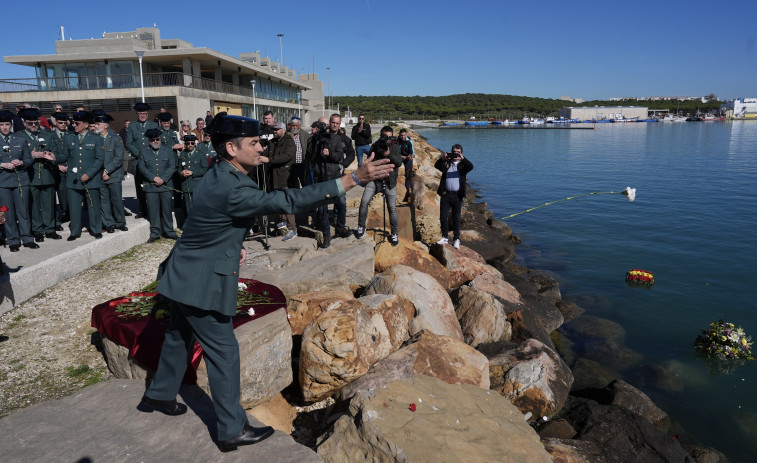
[355,144,371,167]
[358,181,398,235]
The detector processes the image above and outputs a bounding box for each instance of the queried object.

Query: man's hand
[81,173,90,183]
[102,172,110,181]
[32,149,44,159]
[181,169,192,177]
[239,248,247,266]
[322,148,330,157]
[341,153,394,192]
[59,165,68,173]
[154,176,164,186]
[11,159,23,167]
[43,151,56,161]
[1,162,14,170]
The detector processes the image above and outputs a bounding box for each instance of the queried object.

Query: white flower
[237,282,247,290]
[2,146,9,152]
[622,186,636,202]
[38,137,45,143]
[72,167,78,173]
[247,308,255,316]
[181,161,186,166]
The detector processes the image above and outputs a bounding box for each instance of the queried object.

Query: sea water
[417,122,757,461]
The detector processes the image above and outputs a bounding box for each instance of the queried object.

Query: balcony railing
[0,73,302,105]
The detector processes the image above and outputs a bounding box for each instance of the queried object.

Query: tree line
[332,93,723,120]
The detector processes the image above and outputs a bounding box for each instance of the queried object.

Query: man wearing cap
[177,134,207,215]
[51,112,70,226]
[141,112,393,452]
[0,110,36,251]
[94,113,128,233]
[19,108,63,242]
[57,111,105,241]
[264,121,298,240]
[139,127,179,242]
[157,112,186,228]
[198,130,217,164]
[288,117,309,188]
[125,103,158,218]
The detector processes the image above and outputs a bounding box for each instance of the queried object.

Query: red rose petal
[409,403,416,412]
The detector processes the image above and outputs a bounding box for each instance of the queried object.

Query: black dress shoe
[163,234,179,240]
[9,245,20,252]
[124,210,133,216]
[118,225,129,231]
[218,424,274,452]
[34,233,45,242]
[92,233,103,239]
[106,226,115,233]
[147,237,160,243]
[135,213,144,219]
[23,242,40,249]
[67,235,80,241]
[45,232,63,240]
[140,395,188,416]
[55,224,64,231]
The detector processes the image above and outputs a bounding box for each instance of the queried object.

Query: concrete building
[559,106,648,121]
[721,98,757,118]
[0,27,326,128]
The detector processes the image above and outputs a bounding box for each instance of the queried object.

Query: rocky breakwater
[90,128,723,462]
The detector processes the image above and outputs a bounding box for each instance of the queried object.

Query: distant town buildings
[609,95,719,102]
[0,27,327,127]
[559,106,648,121]
[560,96,584,104]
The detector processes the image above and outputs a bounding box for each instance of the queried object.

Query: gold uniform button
[233,271,237,275]
[325,193,331,198]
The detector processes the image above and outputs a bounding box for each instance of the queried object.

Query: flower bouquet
[626,269,655,287]
[694,320,754,361]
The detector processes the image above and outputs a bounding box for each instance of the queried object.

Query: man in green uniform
[51,112,70,228]
[140,113,393,452]
[0,110,37,251]
[157,112,185,228]
[177,134,207,215]
[139,128,178,242]
[125,103,158,218]
[94,112,128,233]
[19,108,63,241]
[57,111,105,241]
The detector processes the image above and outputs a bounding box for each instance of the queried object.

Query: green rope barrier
[502,189,634,220]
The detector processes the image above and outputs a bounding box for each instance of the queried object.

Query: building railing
[0,73,302,105]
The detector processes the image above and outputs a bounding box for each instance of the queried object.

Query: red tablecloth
[91,279,287,384]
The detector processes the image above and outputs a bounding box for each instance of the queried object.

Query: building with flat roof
[558,106,648,121]
[721,98,757,118]
[0,27,326,128]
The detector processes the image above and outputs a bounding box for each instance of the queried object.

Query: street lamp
[277,34,284,66]
[297,91,302,119]
[326,67,331,112]
[134,50,146,103]
[251,80,256,119]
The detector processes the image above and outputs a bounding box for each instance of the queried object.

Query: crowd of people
[1,100,471,255]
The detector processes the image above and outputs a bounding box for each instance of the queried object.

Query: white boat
[661,115,687,122]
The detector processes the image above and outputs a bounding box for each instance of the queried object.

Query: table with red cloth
[91,278,287,384]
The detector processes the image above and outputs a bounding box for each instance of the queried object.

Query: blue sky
[1,0,754,100]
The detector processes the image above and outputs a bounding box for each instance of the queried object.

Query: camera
[259,123,275,148]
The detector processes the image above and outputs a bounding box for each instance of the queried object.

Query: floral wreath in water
[625,269,655,287]
[694,320,754,362]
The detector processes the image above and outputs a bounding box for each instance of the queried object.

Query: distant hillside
[332,94,722,120]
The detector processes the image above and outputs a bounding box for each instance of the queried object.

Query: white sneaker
[436,237,449,245]
[356,226,365,238]
[453,239,460,249]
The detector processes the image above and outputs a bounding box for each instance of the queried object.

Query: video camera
[259,123,275,148]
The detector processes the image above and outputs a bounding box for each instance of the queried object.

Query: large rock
[540,438,606,463]
[197,308,293,409]
[100,335,150,380]
[299,297,412,403]
[317,375,552,463]
[507,296,565,348]
[0,379,320,462]
[561,315,642,370]
[362,264,463,341]
[429,242,503,288]
[451,285,511,347]
[560,397,691,463]
[287,290,354,336]
[374,237,451,288]
[414,208,442,245]
[339,330,490,401]
[572,379,670,431]
[363,202,414,242]
[486,338,574,421]
[468,272,523,306]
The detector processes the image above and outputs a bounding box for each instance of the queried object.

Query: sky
[0,0,755,101]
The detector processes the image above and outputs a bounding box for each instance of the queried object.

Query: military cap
[51,111,68,121]
[183,134,197,142]
[0,110,13,122]
[93,112,114,123]
[145,128,162,139]
[206,112,259,138]
[134,102,151,112]
[156,112,173,122]
[19,108,42,120]
[72,111,92,123]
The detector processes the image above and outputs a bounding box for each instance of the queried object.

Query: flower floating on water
[694,320,754,361]
[622,187,636,202]
[626,269,654,287]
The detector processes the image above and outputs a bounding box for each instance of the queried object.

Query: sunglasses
[149,137,161,141]
[25,121,41,125]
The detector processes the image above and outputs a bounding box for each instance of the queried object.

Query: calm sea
[417,122,757,461]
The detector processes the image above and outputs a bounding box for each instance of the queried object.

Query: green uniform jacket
[159,127,180,151]
[102,130,126,183]
[138,145,176,192]
[21,129,63,186]
[157,161,343,315]
[0,132,32,188]
[178,148,208,193]
[125,120,159,170]
[59,132,104,190]
[198,141,217,161]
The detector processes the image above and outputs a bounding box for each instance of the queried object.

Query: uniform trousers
[0,186,33,245]
[145,189,176,239]
[68,187,102,236]
[56,172,68,221]
[146,300,248,441]
[100,181,125,228]
[31,185,56,234]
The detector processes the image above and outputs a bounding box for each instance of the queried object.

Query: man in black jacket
[350,113,371,167]
[435,144,473,249]
[310,113,355,247]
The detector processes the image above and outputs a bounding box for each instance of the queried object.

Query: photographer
[355,126,402,246]
[435,144,473,249]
